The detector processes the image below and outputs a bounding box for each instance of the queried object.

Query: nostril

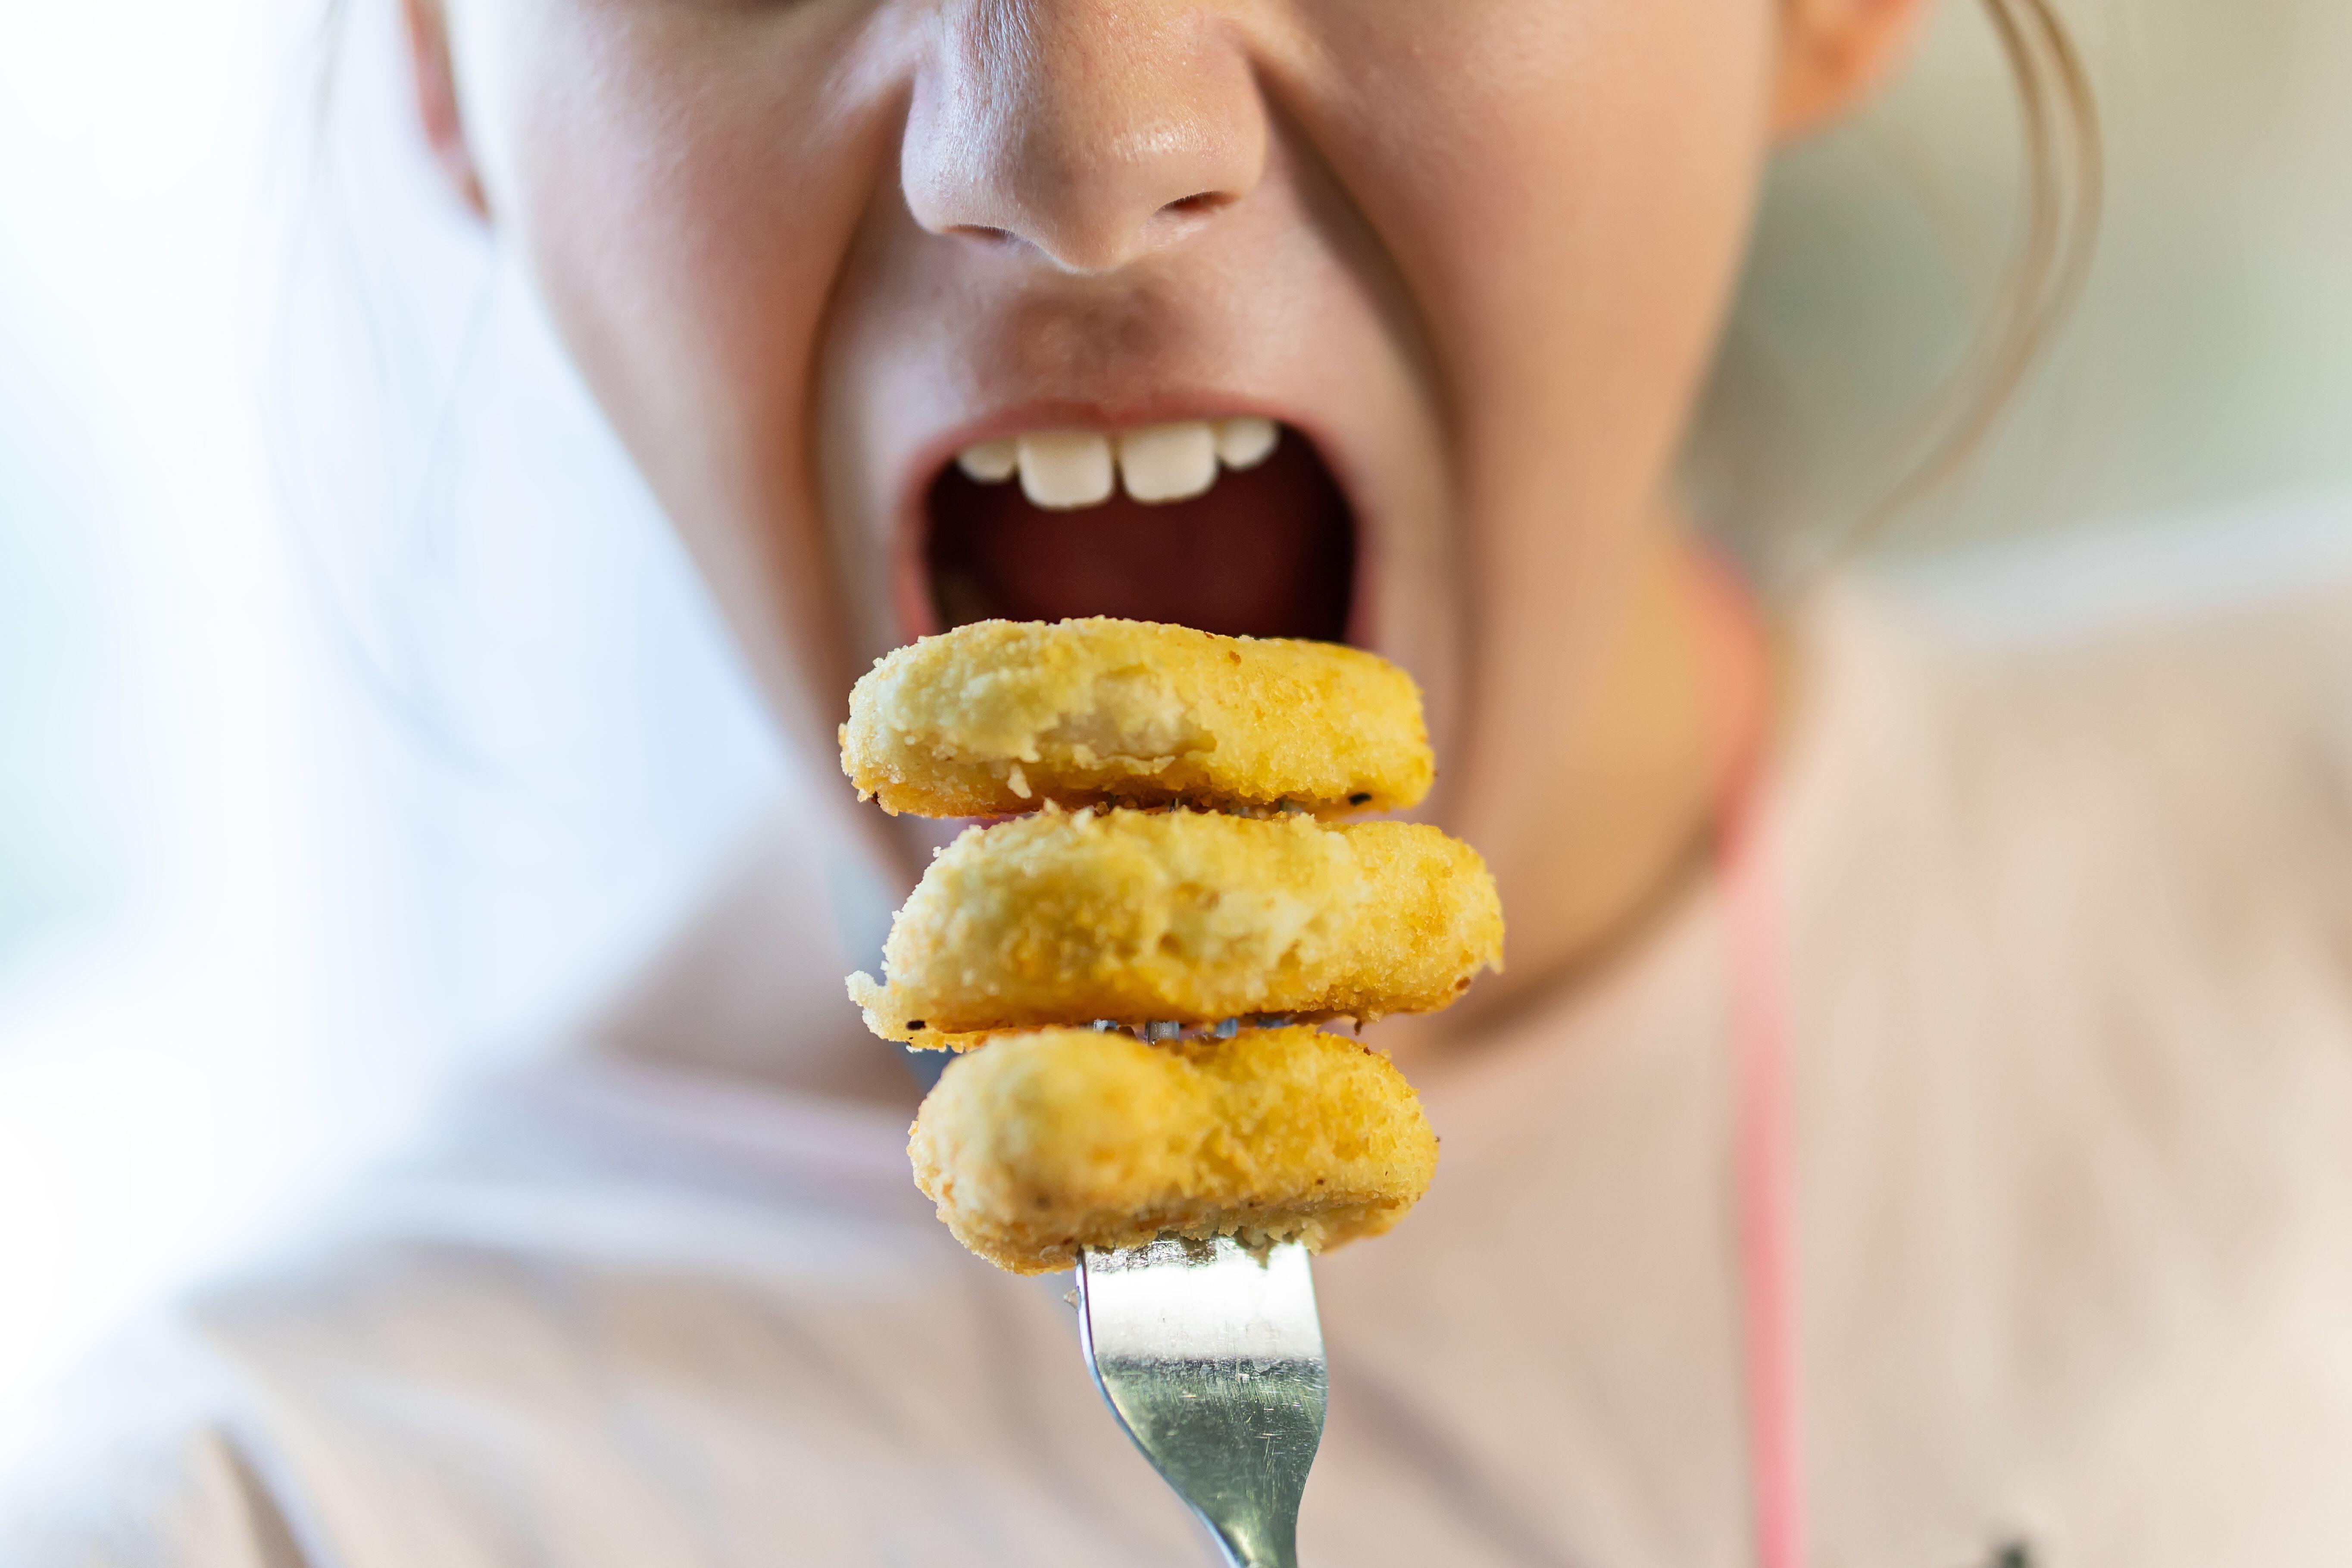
[1162,191,1233,218]
[946,223,1019,245]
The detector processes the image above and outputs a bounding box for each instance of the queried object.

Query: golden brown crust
[909,1026,1439,1274]
[840,619,1433,818]
[848,806,1503,1048]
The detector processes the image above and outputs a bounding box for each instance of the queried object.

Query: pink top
[12,545,2352,1566]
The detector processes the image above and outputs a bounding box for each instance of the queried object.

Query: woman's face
[423,0,1918,984]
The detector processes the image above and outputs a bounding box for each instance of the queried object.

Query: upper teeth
[955,417,1280,510]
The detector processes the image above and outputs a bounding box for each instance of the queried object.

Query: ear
[1771,0,1939,140]
[402,0,490,219]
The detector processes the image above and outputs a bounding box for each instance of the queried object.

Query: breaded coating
[909,1026,1440,1274]
[849,806,1503,1048]
[840,618,1433,818]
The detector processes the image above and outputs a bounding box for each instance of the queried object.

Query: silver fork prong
[1076,1238,1328,1568]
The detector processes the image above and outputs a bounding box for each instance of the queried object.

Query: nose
[903,1,1269,274]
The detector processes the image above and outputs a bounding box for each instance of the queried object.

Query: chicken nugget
[840,618,1432,818]
[848,806,1503,1049]
[909,1026,1439,1274]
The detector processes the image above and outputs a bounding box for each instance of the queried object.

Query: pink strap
[1699,555,1808,1568]
[1721,755,1806,1568]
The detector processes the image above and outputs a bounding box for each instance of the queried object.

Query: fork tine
[1076,1238,1328,1568]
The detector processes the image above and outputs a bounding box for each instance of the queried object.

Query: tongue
[925,435,1355,641]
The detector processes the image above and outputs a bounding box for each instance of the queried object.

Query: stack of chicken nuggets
[840,618,1504,1273]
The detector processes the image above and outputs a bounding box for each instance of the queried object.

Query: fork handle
[1213,1537,1294,1567]
[1205,1515,1299,1568]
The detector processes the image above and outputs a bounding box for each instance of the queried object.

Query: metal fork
[1075,1236,1328,1568]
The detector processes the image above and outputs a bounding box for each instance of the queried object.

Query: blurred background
[1,0,2347,1411]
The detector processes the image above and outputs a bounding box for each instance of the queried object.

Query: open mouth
[921,419,1357,642]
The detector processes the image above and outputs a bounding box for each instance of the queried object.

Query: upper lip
[889,391,1370,639]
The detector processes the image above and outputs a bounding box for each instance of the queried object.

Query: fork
[1075,1235,1329,1568]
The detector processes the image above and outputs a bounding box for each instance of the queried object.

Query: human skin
[402,0,1930,1073]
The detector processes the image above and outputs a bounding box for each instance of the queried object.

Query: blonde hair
[1866,0,2105,541]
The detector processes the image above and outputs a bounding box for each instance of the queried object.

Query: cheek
[1312,0,1775,562]
[1465,5,1774,415]
[475,3,908,733]
[1299,0,1776,773]
[506,10,857,468]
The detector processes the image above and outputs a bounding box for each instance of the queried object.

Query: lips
[921,418,1358,642]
